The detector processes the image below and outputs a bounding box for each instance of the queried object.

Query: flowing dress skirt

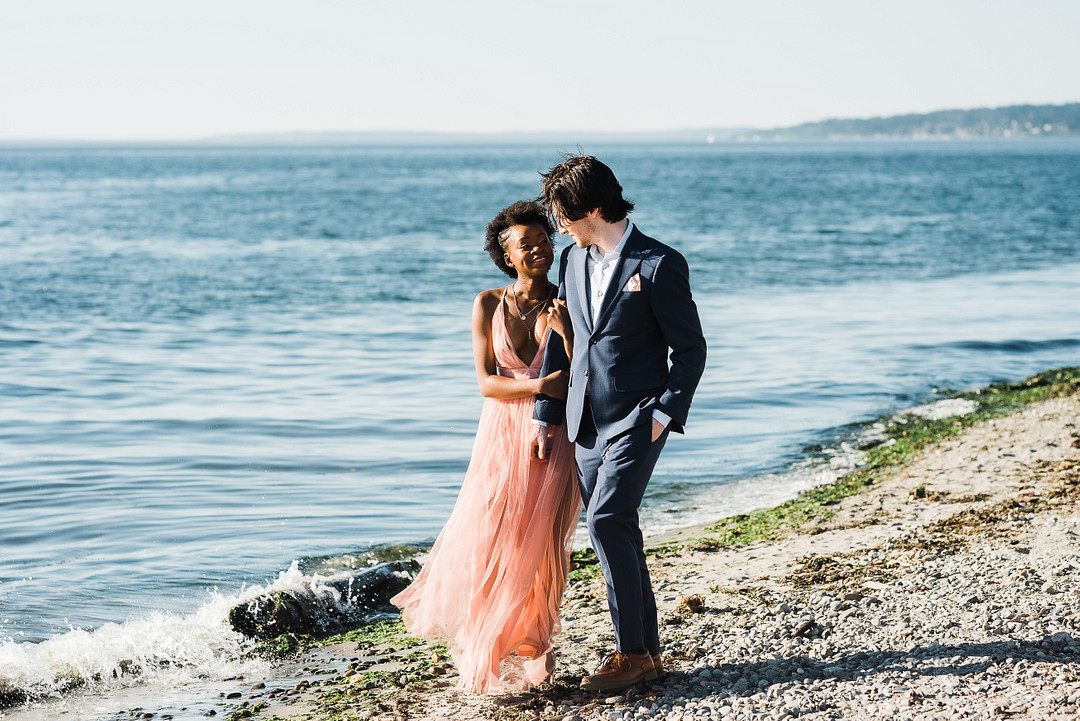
[391,310,580,692]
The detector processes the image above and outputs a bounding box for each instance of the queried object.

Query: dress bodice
[493,288,548,380]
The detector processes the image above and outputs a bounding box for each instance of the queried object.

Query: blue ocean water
[1,141,1079,707]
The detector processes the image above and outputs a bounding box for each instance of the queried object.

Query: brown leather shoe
[651,652,666,679]
[580,651,656,691]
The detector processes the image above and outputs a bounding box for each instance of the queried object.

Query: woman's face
[503,224,554,278]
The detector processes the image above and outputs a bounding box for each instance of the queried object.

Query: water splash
[0,561,346,707]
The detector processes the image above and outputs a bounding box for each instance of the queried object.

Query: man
[532,155,706,691]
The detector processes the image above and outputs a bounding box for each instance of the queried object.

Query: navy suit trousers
[575,396,668,655]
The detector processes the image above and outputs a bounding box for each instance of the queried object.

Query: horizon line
[2,100,1077,146]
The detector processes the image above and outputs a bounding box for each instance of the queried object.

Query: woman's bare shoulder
[472,287,508,322]
[474,286,508,308]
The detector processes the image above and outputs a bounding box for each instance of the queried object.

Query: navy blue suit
[534,225,706,654]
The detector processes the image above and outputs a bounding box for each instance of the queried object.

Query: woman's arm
[472,293,567,400]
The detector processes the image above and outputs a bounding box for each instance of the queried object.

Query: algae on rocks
[228,560,418,641]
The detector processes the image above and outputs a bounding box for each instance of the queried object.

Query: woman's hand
[545,299,571,342]
[538,369,569,400]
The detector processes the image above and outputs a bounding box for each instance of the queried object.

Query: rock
[227,560,419,639]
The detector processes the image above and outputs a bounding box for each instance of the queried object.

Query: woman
[391,201,581,693]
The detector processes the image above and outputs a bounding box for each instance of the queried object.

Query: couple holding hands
[392,155,707,693]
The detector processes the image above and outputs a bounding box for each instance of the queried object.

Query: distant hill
[7,104,1076,147]
[197,106,1080,145]
[742,103,1080,140]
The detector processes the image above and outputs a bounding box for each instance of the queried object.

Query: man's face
[554,209,600,249]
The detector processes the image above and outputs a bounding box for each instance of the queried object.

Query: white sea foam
[0,561,345,706]
[906,398,980,420]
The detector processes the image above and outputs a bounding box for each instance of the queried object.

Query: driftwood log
[228,560,418,639]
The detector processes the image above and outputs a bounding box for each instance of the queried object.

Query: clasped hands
[544,298,570,340]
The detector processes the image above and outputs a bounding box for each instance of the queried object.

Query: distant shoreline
[2,101,1076,147]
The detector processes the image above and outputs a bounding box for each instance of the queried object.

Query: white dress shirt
[586,220,634,325]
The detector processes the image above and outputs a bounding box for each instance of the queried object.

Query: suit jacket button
[583,369,589,376]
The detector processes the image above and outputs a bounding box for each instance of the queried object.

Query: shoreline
[7,369,1080,721]
[219,368,1080,721]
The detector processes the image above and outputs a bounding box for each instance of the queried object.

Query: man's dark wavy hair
[539,154,634,224]
[484,200,555,278]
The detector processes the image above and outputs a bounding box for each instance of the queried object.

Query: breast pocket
[608,289,650,326]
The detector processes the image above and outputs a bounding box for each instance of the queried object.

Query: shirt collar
[588,221,634,263]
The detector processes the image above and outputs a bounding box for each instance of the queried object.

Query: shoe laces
[597,651,632,672]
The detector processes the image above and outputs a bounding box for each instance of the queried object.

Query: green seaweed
[317,618,418,648]
[250,631,310,658]
[568,547,602,583]
[226,701,269,721]
[698,367,1080,550]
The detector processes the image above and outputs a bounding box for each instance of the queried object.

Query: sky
[2,0,1078,141]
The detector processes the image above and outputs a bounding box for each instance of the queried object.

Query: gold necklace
[509,283,554,323]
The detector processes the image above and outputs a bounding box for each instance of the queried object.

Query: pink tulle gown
[391,292,581,693]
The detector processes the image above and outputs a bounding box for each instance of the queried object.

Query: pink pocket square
[622,273,641,292]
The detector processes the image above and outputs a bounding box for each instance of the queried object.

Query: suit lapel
[593,229,644,333]
[571,245,592,332]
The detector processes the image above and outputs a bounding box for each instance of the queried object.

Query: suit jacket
[534,226,706,444]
